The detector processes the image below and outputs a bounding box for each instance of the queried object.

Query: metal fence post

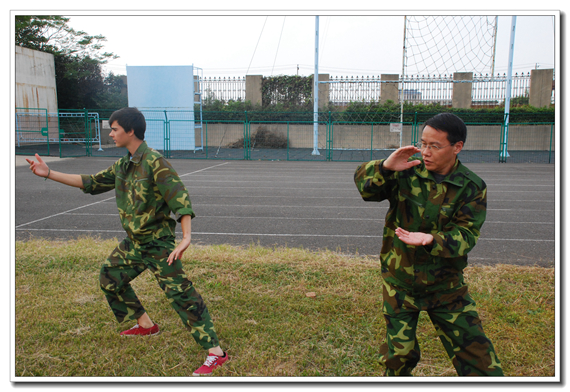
[205,121,208,159]
[57,109,62,158]
[326,111,332,161]
[499,120,506,163]
[164,110,170,159]
[549,123,554,164]
[287,122,290,161]
[411,112,418,145]
[82,108,90,157]
[244,110,249,160]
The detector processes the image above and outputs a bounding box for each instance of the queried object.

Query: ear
[453,141,464,155]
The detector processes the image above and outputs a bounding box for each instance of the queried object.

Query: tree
[54,54,104,109]
[15,15,123,109]
[15,15,117,63]
[97,73,128,109]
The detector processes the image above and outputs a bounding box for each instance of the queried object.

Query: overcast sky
[60,11,557,79]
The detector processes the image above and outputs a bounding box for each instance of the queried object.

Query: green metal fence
[15,109,556,164]
[57,109,99,157]
[15,108,51,156]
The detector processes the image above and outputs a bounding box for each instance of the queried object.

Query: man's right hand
[383,145,422,172]
[25,153,85,188]
[25,153,50,178]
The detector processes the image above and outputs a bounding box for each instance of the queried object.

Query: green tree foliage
[97,73,128,109]
[15,15,125,109]
[15,15,117,62]
[201,97,554,125]
[261,75,313,109]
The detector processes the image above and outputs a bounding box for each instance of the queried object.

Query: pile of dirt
[227,128,287,149]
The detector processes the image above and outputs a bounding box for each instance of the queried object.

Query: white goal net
[403,16,498,76]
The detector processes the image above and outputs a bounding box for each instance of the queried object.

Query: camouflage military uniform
[81,141,219,349]
[354,158,503,376]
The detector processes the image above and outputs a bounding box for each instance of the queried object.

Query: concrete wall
[244,71,554,110]
[381,74,399,103]
[15,46,58,113]
[245,74,330,108]
[529,69,554,108]
[452,72,473,109]
[198,123,554,152]
[245,75,263,106]
[317,73,330,108]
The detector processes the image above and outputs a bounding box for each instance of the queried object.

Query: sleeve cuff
[80,174,93,194]
[379,160,395,177]
[175,208,196,222]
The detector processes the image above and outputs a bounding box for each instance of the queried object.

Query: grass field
[14,237,556,378]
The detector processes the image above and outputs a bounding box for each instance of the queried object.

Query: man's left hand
[167,237,191,265]
[395,227,434,246]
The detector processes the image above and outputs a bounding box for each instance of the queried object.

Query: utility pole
[500,16,516,162]
[312,16,320,155]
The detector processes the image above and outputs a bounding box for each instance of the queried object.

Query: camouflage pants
[99,236,219,350]
[379,280,503,376]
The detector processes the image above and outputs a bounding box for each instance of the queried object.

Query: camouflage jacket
[81,142,195,244]
[354,158,487,294]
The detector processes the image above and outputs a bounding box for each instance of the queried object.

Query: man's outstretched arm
[26,153,84,189]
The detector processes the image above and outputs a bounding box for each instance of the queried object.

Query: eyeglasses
[416,142,455,152]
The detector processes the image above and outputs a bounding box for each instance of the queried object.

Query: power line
[271,16,286,76]
[319,16,331,64]
[246,16,268,76]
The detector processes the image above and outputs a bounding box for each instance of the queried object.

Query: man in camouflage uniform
[26,107,227,376]
[354,113,503,377]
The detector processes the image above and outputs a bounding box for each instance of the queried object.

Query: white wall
[127,65,196,151]
[15,46,58,112]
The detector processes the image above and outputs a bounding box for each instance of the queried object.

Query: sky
[58,11,558,79]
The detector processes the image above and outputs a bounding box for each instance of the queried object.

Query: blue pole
[500,16,516,161]
[312,16,320,156]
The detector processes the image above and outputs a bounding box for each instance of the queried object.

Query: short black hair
[109,107,146,140]
[422,113,467,145]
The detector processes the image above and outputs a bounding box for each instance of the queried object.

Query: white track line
[189,204,555,212]
[14,227,555,242]
[186,185,553,193]
[187,178,554,187]
[15,197,116,228]
[16,162,231,229]
[178,162,230,177]
[41,213,557,225]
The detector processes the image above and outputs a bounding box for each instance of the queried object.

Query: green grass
[14,237,556,378]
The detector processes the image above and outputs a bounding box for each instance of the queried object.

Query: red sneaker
[120,323,160,337]
[192,352,229,376]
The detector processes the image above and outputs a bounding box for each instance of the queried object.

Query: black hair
[422,113,467,145]
[108,107,146,140]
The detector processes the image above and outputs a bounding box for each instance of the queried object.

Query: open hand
[383,145,422,172]
[395,227,434,246]
[25,153,50,178]
[167,237,191,265]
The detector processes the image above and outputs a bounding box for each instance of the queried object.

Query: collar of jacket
[413,158,468,187]
[127,141,148,165]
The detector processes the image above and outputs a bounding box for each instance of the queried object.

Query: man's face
[420,125,463,175]
[109,121,133,148]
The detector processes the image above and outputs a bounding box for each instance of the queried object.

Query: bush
[227,126,288,149]
[200,99,555,125]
